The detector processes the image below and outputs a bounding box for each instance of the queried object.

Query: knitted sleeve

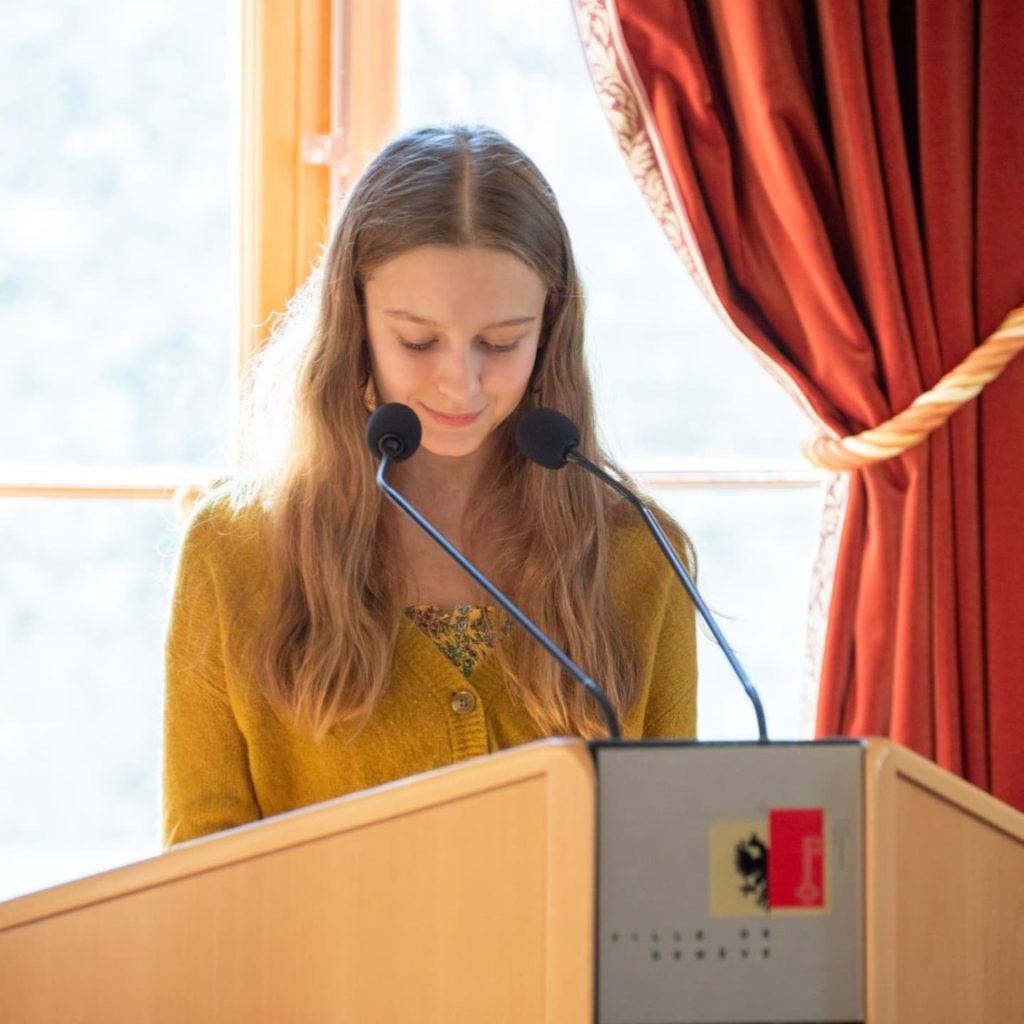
[640,557,698,739]
[162,499,261,847]
[611,520,699,740]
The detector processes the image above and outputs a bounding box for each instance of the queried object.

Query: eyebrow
[383,309,539,330]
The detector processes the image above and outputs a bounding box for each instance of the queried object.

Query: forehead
[364,245,546,324]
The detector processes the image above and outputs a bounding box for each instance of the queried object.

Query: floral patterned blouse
[404,605,510,678]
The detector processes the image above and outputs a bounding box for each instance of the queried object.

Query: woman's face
[363,244,547,458]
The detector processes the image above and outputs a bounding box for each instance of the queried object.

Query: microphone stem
[376,455,622,740]
[567,451,769,743]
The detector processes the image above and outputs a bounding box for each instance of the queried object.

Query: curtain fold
[574,0,1024,808]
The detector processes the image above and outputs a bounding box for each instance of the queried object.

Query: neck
[391,437,497,521]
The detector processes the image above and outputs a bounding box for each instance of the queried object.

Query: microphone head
[515,407,581,469]
[366,403,422,463]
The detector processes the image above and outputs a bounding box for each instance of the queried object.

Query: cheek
[491,348,540,401]
[367,344,420,401]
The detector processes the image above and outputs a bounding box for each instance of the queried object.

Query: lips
[421,404,484,428]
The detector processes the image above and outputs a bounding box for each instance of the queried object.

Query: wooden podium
[1,738,1021,1023]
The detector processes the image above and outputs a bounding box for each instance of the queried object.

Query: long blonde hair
[243,124,691,740]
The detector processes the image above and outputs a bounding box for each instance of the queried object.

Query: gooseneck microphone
[366,402,622,741]
[516,407,769,743]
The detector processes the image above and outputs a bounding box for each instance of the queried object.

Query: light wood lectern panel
[864,740,1024,1023]
[0,739,595,1024]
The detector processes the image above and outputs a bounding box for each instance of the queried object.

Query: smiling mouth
[421,405,484,427]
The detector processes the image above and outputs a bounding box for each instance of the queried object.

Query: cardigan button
[450,690,477,715]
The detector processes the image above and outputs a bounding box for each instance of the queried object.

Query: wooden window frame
[239,0,399,370]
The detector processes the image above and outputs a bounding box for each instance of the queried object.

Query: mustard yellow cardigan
[163,491,697,847]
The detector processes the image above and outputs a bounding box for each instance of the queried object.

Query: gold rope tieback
[803,306,1024,470]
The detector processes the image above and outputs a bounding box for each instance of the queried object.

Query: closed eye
[398,337,437,352]
[480,337,521,353]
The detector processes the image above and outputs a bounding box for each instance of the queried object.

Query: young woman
[163,124,697,847]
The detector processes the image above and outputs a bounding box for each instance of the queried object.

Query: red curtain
[575,0,1024,809]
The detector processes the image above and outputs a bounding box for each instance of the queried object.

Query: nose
[436,344,482,401]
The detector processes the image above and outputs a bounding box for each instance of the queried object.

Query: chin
[419,425,494,458]
[421,438,485,458]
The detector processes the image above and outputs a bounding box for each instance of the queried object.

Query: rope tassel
[804,306,1024,470]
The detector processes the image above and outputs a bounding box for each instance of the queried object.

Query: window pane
[653,486,825,741]
[398,0,813,461]
[0,500,176,900]
[0,3,233,466]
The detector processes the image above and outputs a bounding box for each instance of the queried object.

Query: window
[0,0,343,900]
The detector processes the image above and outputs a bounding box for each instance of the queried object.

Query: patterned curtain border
[801,471,848,733]
[569,0,846,729]
[569,0,823,421]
